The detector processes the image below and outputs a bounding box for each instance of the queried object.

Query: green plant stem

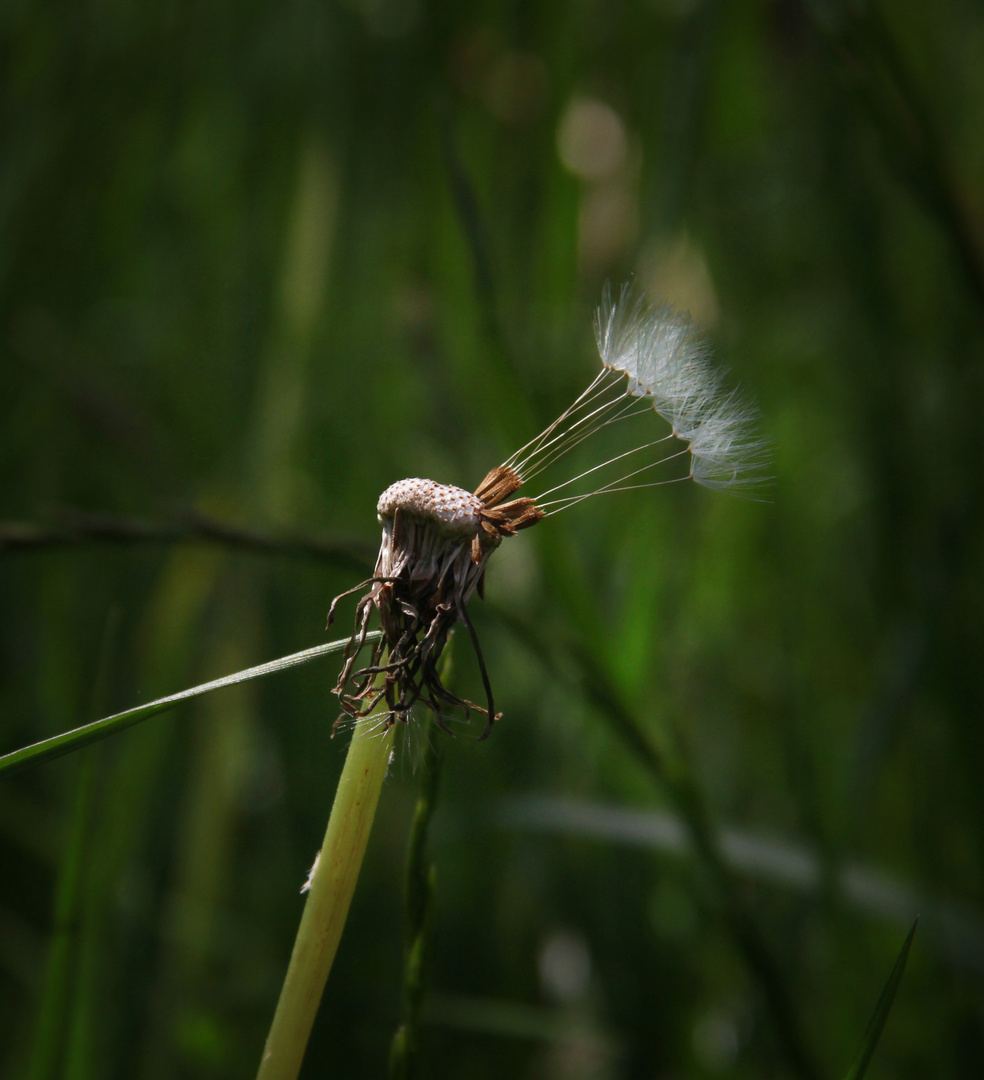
[256,711,395,1080]
[389,711,444,1080]
[26,751,96,1080]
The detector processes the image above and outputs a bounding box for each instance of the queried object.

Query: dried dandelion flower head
[329,286,767,740]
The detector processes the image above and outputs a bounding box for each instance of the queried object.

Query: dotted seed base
[377,478,484,535]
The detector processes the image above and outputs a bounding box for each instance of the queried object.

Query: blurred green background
[2,0,983,1077]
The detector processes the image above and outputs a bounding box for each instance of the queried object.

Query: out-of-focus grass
[3,1,984,1077]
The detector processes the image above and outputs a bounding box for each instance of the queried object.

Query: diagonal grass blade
[0,632,380,778]
[842,918,918,1080]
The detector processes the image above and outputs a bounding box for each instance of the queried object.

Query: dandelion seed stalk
[256,703,395,1080]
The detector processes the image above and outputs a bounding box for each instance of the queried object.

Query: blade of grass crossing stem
[842,919,918,1080]
[256,691,395,1080]
[0,633,380,777]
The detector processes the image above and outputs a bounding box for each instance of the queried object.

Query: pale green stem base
[256,715,395,1080]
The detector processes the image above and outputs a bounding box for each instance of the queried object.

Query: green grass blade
[0,632,379,778]
[842,918,918,1080]
[26,611,118,1079]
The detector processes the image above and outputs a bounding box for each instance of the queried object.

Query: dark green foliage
[2,0,982,1076]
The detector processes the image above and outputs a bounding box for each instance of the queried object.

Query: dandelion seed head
[330,285,768,740]
[329,471,537,741]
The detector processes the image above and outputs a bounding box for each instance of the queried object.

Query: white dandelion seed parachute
[594,285,767,493]
[502,285,769,511]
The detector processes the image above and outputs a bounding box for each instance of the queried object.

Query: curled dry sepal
[328,286,768,739]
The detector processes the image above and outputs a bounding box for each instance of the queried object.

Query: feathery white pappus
[499,285,768,512]
[595,286,767,492]
[329,286,767,740]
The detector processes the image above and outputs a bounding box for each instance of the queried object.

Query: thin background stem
[0,508,373,572]
[389,710,445,1080]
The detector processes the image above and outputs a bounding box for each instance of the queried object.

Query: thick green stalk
[256,712,395,1080]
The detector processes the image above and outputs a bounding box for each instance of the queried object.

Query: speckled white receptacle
[377,479,485,536]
